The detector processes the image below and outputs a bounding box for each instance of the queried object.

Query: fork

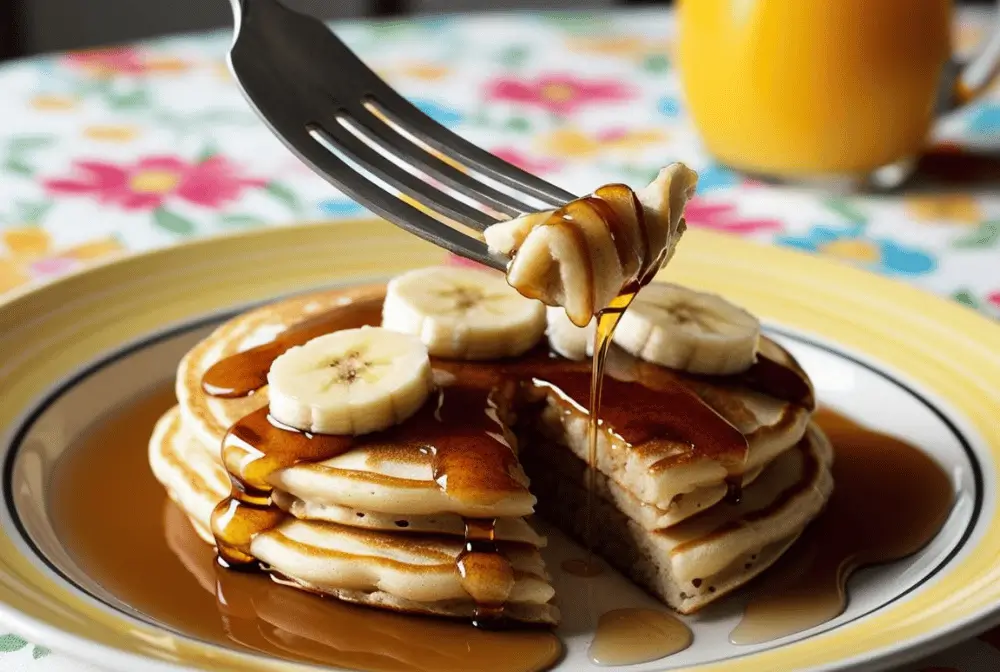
[227,0,576,270]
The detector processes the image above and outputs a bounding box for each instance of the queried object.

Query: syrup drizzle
[211,408,356,566]
[730,407,954,644]
[578,291,636,576]
[201,299,384,398]
[458,518,513,627]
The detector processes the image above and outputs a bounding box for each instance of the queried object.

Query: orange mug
[677,0,1000,187]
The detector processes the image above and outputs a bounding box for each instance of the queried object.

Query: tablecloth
[0,7,998,671]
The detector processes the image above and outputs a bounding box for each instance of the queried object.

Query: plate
[1,219,999,672]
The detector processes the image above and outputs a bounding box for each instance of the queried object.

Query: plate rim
[0,219,999,672]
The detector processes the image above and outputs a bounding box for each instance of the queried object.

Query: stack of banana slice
[149,263,831,622]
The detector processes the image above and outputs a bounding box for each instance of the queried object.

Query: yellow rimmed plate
[0,219,999,672]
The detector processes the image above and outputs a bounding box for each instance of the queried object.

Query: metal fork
[227,0,576,270]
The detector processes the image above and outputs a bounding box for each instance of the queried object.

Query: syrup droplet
[561,558,604,578]
[589,608,692,666]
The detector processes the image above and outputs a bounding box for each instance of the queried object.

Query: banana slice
[612,283,760,375]
[546,307,595,361]
[483,163,698,327]
[268,326,433,435]
[382,266,546,360]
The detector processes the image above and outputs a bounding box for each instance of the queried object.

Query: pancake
[149,407,559,624]
[270,490,545,546]
[523,424,834,614]
[150,406,543,545]
[149,406,228,545]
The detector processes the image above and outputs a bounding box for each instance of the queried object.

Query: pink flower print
[490,148,562,174]
[486,74,635,115]
[44,156,266,211]
[683,197,784,235]
[29,257,78,277]
[66,47,145,75]
[65,47,189,76]
[988,291,1000,310]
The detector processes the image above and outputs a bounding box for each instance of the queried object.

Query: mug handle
[940,10,1000,111]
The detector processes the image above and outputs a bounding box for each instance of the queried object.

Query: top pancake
[177,285,813,524]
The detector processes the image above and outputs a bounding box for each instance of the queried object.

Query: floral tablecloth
[0,7,999,672]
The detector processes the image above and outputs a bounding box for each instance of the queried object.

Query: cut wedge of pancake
[149,408,559,624]
[523,423,833,614]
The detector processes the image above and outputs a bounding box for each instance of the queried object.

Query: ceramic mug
[677,0,1000,188]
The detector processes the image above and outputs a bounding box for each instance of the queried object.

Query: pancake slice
[523,424,833,614]
[271,490,545,546]
[251,520,554,607]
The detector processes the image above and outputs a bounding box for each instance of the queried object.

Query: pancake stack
[151,282,559,625]
[150,264,833,624]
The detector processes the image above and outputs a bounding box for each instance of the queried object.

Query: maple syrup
[560,558,604,578]
[589,608,692,666]
[49,385,562,672]
[730,407,954,644]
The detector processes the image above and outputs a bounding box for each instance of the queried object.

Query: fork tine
[310,121,499,233]
[234,1,571,210]
[361,97,576,209]
[341,111,533,219]
[285,126,504,269]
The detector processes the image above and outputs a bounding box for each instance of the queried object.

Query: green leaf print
[108,87,150,110]
[0,634,27,653]
[505,117,531,133]
[539,13,600,34]
[498,45,529,69]
[14,199,53,224]
[153,208,197,236]
[641,54,670,73]
[953,221,1000,248]
[265,182,301,213]
[220,214,264,228]
[823,196,867,224]
[3,159,32,177]
[9,136,54,152]
[32,645,50,659]
[952,289,981,310]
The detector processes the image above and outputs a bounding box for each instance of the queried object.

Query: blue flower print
[777,223,937,277]
[656,96,681,118]
[317,198,368,218]
[967,102,1000,140]
[695,164,739,193]
[411,99,464,127]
